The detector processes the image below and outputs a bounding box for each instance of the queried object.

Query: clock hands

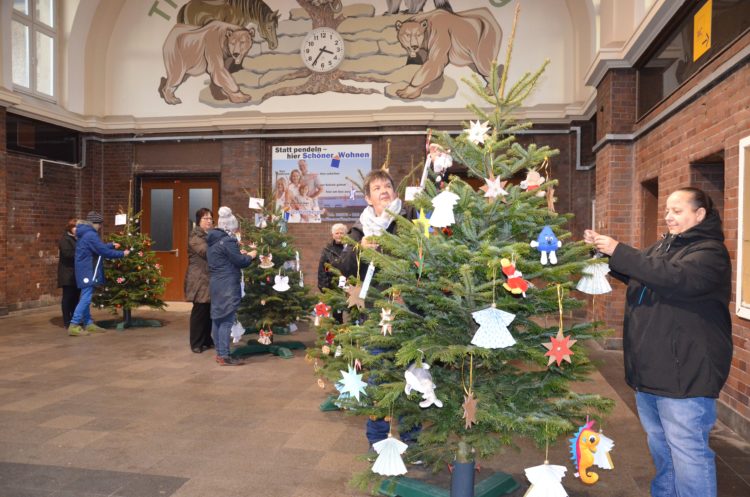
[311,46,334,67]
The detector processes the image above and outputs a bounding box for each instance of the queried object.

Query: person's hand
[122,249,130,256]
[584,230,619,256]
[113,242,121,249]
[248,249,257,258]
[361,236,379,249]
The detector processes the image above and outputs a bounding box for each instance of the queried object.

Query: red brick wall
[0,106,7,315]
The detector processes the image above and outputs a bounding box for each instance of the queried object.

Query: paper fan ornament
[314,301,331,326]
[272,274,290,292]
[576,260,612,295]
[371,434,408,476]
[593,431,615,470]
[429,190,460,228]
[471,305,516,349]
[543,330,577,367]
[337,365,368,401]
[523,463,569,497]
[258,253,274,269]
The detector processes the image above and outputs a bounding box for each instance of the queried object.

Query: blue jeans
[211,312,235,358]
[636,391,717,497]
[70,286,95,326]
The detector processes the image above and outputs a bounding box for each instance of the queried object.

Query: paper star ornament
[346,285,366,310]
[482,176,508,200]
[471,305,516,349]
[371,434,408,476]
[379,308,393,336]
[412,208,431,237]
[337,365,368,401]
[466,120,491,145]
[462,393,478,429]
[543,330,577,367]
[524,463,569,497]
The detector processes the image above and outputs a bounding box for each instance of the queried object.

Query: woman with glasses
[185,208,214,353]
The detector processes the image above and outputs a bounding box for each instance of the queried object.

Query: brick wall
[0,106,7,315]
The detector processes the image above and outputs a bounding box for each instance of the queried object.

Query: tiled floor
[0,305,748,497]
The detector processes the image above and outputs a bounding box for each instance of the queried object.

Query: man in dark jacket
[585,187,732,497]
[69,212,129,336]
[207,206,256,366]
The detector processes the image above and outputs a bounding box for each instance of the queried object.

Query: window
[12,0,57,99]
[737,135,750,320]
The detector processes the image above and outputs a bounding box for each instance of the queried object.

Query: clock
[301,27,345,73]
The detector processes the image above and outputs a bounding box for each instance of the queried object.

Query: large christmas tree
[310,35,612,487]
[236,210,315,335]
[93,209,168,324]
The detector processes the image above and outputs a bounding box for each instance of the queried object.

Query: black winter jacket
[57,232,77,287]
[317,240,344,291]
[608,210,732,399]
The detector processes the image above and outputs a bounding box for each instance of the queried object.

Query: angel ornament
[379,308,393,336]
[371,434,408,476]
[471,305,516,349]
[524,462,569,497]
[429,190,460,228]
[531,226,562,265]
[404,363,443,408]
[576,257,613,295]
[259,253,274,269]
[273,274,290,292]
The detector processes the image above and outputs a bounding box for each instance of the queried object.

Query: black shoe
[216,356,244,366]
[192,347,203,353]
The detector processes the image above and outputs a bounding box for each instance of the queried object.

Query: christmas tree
[310,18,613,487]
[236,209,315,335]
[93,208,168,326]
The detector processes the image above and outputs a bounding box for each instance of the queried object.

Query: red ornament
[543,330,577,367]
[441,227,453,237]
[500,258,529,297]
[325,331,335,345]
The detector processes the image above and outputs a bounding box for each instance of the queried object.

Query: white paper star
[466,120,491,145]
[483,176,508,199]
[337,365,368,401]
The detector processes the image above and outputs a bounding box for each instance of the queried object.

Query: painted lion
[395,8,502,99]
[159,21,254,105]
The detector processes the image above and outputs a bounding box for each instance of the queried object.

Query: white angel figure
[272,274,290,292]
[524,463,569,497]
[371,434,408,476]
[471,306,516,349]
[404,363,443,408]
[429,190,460,228]
[576,260,613,295]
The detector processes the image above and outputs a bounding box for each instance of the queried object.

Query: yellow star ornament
[412,208,431,237]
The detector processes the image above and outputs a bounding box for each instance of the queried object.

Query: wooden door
[141,178,219,301]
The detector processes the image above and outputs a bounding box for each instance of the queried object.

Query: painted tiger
[177,0,280,50]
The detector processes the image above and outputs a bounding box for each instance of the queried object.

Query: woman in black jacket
[57,218,80,329]
[317,223,347,292]
[585,187,731,497]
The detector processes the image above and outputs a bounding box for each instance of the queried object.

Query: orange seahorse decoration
[569,420,601,484]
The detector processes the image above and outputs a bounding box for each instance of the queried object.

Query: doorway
[141,178,219,301]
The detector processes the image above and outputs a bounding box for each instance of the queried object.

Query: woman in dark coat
[317,223,347,292]
[57,218,80,329]
[585,187,732,497]
[207,206,256,366]
[185,208,214,353]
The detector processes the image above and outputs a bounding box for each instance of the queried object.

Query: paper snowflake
[466,120,491,145]
[482,176,508,200]
[337,365,368,401]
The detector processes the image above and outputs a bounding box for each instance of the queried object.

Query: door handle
[169,248,179,257]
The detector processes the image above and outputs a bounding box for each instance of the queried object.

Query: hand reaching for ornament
[583,230,618,256]
[361,236,379,250]
[122,249,131,256]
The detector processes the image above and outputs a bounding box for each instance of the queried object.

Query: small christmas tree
[93,208,168,327]
[310,10,613,490]
[236,208,315,335]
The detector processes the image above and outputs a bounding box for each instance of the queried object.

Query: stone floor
[0,304,748,497]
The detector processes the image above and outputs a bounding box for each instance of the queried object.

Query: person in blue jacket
[207,206,257,366]
[68,211,129,336]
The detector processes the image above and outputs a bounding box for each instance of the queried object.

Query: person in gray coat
[185,208,214,353]
[207,206,257,366]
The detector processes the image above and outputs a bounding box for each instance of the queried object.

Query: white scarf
[359,198,402,237]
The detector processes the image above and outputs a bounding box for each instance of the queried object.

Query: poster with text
[271,144,371,223]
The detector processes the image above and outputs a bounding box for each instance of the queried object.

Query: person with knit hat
[68,211,130,336]
[207,206,257,365]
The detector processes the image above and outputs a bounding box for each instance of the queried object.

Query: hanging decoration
[471,304,516,349]
[543,286,577,367]
[500,257,529,297]
[523,463,569,497]
[325,330,335,345]
[520,169,547,197]
[412,208,431,237]
[371,433,409,476]
[576,257,612,295]
[482,175,509,200]
[569,419,601,485]
[530,225,562,265]
[379,308,393,336]
[429,190,460,228]
[334,344,343,357]
[414,239,424,284]
[231,320,245,344]
[594,429,615,470]
[404,362,443,408]
[346,284,366,310]
[466,120,491,145]
[259,253,274,269]
[429,143,453,183]
[273,273,290,292]
[462,354,478,429]
[314,301,332,326]
[257,328,273,345]
[337,365,368,401]
[539,157,556,212]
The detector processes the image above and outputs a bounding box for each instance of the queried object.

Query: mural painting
[157,1,509,107]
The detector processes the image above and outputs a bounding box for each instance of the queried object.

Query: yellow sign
[693,0,712,62]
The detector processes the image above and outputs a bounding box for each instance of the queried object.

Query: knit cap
[217,206,238,233]
[86,211,104,224]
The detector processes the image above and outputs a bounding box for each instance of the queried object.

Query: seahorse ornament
[569,420,601,484]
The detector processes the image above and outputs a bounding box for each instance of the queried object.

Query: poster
[271,144,371,223]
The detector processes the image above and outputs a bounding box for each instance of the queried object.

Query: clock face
[301,27,345,73]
